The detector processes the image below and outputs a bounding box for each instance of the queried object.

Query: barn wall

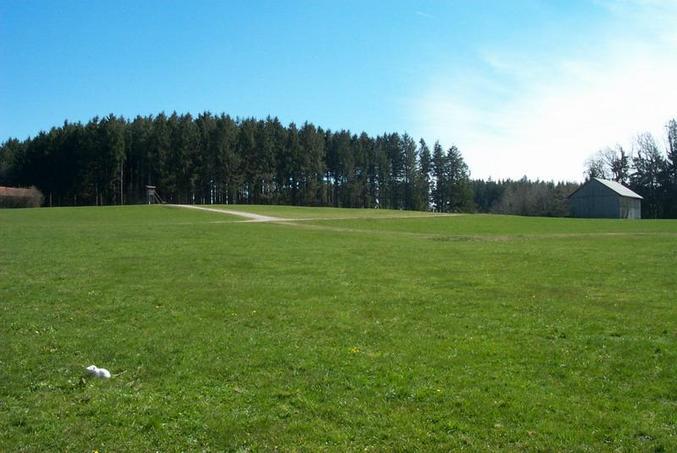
[627,198,641,219]
[569,180,621,218]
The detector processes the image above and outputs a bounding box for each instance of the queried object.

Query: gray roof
[593,178,643,199]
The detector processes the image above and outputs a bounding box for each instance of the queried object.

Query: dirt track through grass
[172,203,457,223]
[170,204,292,222]
[172,204,677,242]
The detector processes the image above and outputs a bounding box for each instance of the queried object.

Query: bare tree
[631,132,665,218]
[584,146,630,183]
[584,153,608,179]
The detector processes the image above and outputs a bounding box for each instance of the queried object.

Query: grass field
[1,205,675,451]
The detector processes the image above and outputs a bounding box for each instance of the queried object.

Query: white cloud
[410,1,677,181]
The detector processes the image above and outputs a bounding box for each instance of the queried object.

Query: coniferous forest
[1,112,676,217]
[0,112,473,212]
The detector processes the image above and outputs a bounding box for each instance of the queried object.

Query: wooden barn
[0,186,43,208]
[568,178,642,219]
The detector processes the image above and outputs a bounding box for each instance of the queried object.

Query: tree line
[0,112,473,211]
[470,178,579,217]
[2,112,675,217]
[469,119,677,218]
[584,119,677,218]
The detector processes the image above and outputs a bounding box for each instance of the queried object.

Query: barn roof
[592,178,643,199]
[0,186,34,197]
[568,178,643,199]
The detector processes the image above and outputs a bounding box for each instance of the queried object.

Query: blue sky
[1,0,676,180]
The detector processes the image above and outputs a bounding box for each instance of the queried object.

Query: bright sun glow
[412,1,677,181]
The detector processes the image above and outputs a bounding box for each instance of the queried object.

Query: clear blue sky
[2,0,675,180]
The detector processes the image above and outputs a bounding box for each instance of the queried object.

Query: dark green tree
[663,119,677,217]
[431,141,446,211]
[415,139,432,211]
[401,133,418,210]
[444,146,473,212]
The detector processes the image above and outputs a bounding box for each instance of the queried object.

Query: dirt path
[169,204,291,222]
[171,204,457,223]
[166,205,674,242]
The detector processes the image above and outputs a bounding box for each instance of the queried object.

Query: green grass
[1,205,675,451]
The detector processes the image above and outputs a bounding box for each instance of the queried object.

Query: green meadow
[1,205,675,451]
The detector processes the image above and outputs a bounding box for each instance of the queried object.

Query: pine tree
[401,133,418,210]
[416,139,431,211]
[664,119,677,217]
[299,122,326,205]
[445,145,473,212]
[431,141,446,211]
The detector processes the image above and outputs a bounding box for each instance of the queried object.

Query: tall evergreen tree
[444,146,473,212]
[416,139,432,211]
[664,119,677,217]
[299,122,326,205]
[401,133,418,210]
[431,141,446,211]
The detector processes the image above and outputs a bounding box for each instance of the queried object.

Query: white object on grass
[86,365,111,379]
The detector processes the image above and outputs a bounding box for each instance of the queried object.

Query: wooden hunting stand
[145,185,164,204]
